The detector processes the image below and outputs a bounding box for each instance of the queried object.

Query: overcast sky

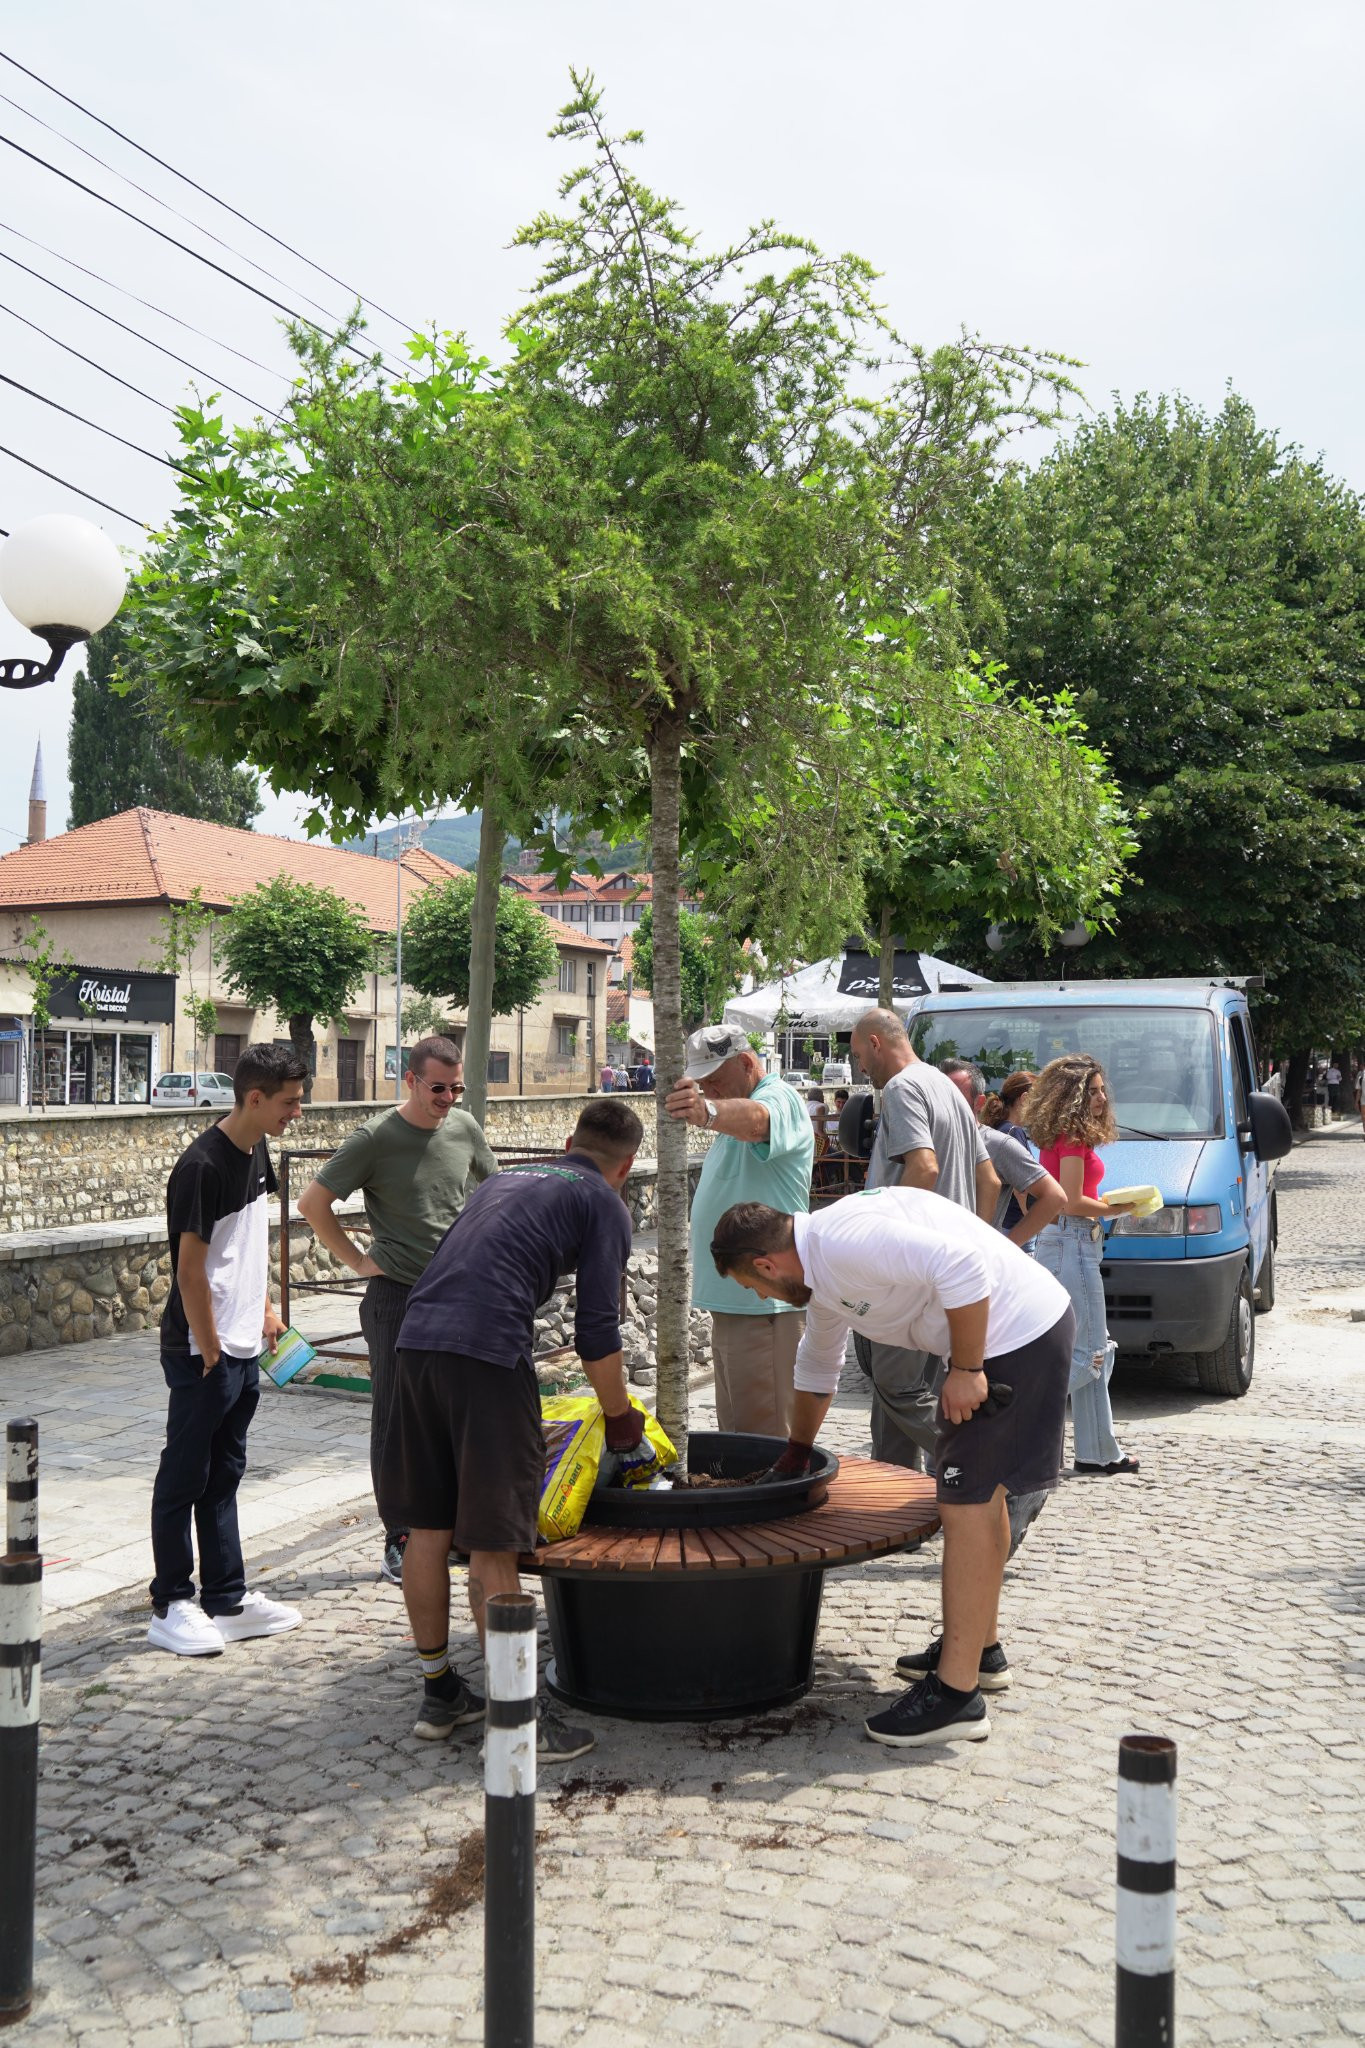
[1,0,1361,848]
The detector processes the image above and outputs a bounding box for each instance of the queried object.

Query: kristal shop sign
[47,966,177,1024]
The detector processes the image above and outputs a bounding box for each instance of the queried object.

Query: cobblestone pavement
[11,1126,1365,2047]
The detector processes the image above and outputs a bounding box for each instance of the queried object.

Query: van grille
[1104,1292,1153,1321]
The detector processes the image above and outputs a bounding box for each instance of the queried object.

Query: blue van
[903,978,1293,1396]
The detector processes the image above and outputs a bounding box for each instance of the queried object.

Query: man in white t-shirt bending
[710,1187,1074,1749]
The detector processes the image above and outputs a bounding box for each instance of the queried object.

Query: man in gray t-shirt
[849,1010,998,1471]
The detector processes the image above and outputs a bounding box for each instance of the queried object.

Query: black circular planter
[539,1431,842,1722]
[585,1430,837,1526]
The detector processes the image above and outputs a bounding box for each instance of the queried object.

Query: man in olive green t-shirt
[297,1036,497,1582]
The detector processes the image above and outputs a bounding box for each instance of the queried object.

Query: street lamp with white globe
[0,515,127,689]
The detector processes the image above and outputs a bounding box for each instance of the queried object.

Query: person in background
[980,1070,1037,1145]
[833,1087,851,1120]
[1022,1054,1141,1477]
[149,1043,310,1657]
[1356,1059,1365,1140]
[600,1061,615,1093]
[806,1088,829,1147]
[384,1098,645,1763]
[846,1010,1000,1473]
[667,1023,814,1437]
[634,1054,655,1091]
[942,1062,1062,1249]
[298,1037,498,1585]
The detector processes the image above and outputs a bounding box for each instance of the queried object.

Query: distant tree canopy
[218,876,374,1093]
[631,906,745,1033]
[401,876,561,1017]
[963,391,1365,1061]
[68,619,261,830]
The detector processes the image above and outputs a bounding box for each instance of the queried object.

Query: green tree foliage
[401,877,560,1016]
[218,877,374,1093]
[68,620,261,829]
[631,906,745,1032]
[968,392,1365,1060]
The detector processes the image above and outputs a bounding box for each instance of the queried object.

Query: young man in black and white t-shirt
[149,1042,310,1657]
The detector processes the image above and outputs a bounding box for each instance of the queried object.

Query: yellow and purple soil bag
[538,1393,678,1543]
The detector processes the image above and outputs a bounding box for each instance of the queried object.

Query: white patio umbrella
[722,948,990,1036]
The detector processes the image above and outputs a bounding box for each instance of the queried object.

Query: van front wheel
[1194,1266,1255,1397]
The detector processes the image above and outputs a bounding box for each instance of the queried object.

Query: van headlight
[1186,1204,1223,1235]
[1110,1206,1186,1237]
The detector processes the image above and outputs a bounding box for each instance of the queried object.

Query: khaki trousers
[710,1310,804,1438]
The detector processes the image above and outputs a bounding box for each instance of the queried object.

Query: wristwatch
[702,1098,719,1129]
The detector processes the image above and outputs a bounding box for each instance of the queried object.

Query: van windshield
[910,1005,1224,1140]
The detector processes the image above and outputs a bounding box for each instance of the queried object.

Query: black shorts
[378,1348,545,1554]
[934,1307,1074,1507]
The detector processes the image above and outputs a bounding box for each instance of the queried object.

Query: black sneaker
[894,1628,1012,1692]
[864,1674,990,1748]
[537,1701,596,1764]
[413,1679,485,1742]
[380,1533,408,1585]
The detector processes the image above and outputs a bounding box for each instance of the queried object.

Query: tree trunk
[289,1013,316,1101]
[464,780,502,1128]
[649,712,690,1467]
[877,899,894,1011]
[1284,1048,1311,1130]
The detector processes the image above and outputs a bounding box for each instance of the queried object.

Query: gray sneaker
[413,1680,485,1742]
[537,1701,596,1763]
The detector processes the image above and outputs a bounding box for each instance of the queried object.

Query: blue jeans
[150,1348,260,1613]
[1036,1220,1122,1467]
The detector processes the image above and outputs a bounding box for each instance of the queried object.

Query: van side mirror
[1243,1090,1293,1163]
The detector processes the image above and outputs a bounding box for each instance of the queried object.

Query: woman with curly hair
[1022,1054,1140,1477]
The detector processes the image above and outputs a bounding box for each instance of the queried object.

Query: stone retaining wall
[0,1159,700,1361]
[0,1096,707,1234]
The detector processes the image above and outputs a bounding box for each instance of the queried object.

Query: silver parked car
[151,1071,237,1108]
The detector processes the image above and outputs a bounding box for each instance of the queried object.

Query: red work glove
[761,1439,814,1481]
[603,1406,646,1453]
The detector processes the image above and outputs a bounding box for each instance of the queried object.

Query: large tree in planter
[218,876,374,1094]
[490,76,1124,1456]
[401,875,561,1028]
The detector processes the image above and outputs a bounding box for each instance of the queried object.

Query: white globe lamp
[0,515,127,689]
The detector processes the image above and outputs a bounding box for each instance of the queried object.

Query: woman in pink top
[1024,1055,1141,1476]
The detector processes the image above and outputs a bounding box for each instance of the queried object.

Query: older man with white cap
[666,1024,815,1437]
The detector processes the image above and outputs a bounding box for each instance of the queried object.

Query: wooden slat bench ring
[516,1457,941,1723]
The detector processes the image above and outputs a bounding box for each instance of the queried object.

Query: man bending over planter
[710,1188,1075,1747]
[382,1096,646,1764]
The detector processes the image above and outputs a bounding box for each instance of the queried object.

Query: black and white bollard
[484,1593,537,2048]
[1116,1733,1177,2048]
[1,1419,41,2023]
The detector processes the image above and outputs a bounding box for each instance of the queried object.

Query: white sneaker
[210,1590,302,1642]
[148,1599,225,1657]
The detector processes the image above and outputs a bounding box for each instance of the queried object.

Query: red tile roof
[0,808,612,950]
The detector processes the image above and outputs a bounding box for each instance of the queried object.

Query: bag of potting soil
[538,1393,678,1542]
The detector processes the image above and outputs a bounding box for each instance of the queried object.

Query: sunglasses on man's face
[420,1077,464,1096]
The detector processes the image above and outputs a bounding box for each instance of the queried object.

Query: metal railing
[277,1146,621,1377]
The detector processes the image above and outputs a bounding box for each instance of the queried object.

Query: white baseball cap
[682,1024,753,1081]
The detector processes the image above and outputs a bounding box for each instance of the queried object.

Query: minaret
[25,740,46,846]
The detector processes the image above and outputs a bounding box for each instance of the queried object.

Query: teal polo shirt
[690,1074,815,1316]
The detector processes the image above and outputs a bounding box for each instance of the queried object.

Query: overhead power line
[0,369,189,472]
[0,442,147,526]
[0,129,317,324]
[0,84,351,331]
[0,239,272,410]
[0,47,417,336]
[0,219,283,377]
[0,300,172,411]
